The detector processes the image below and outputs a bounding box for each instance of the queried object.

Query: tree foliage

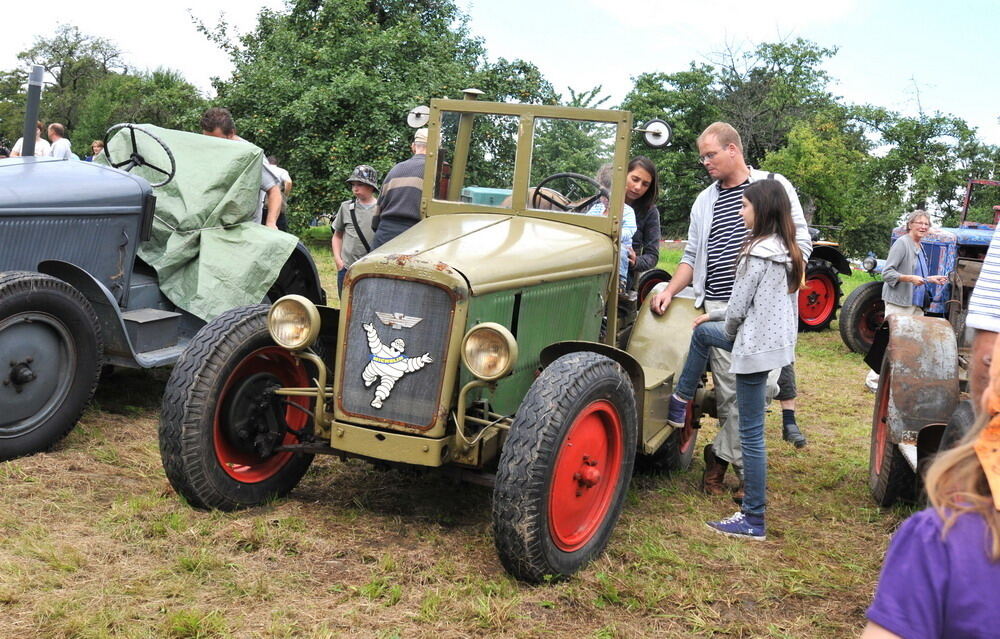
[1,26,205,157]
[203,0,555,231]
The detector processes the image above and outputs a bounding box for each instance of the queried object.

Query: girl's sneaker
[667,395,688,427]
[706,511,766,540]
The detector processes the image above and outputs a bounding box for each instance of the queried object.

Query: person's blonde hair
[698,122,743,153]
[925,413,1000,559]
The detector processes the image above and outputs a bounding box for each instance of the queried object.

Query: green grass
[0,239,904,637]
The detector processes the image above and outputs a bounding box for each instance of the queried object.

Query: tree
[201,0,555,232]
[17,24,126,131]
[74,69,206,152]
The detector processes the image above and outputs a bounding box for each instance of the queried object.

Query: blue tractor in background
[840,179,1000,355]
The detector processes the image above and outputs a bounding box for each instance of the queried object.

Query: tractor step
[122,308,181,353]
[899,443,918,472]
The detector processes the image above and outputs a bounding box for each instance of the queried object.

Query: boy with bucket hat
[332,164,379,295]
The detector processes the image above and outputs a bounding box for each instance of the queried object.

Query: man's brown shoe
[702,444,728,496]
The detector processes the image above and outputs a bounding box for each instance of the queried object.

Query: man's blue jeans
[673,321,769,517]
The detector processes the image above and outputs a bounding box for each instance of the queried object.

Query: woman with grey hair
[866,210,949,388]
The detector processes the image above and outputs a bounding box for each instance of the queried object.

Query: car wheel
[798,259,842,331]
[0,272,102,461]
[839,281,884,354]
[869,357,915,506]
[493,351,637,583]
[635,268,671,306]
[159,304,315,510]
[939,400,975,453]
[637,399,699,473]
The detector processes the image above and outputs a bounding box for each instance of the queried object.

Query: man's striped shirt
[968,230,1000,332]
[704,180,749,301]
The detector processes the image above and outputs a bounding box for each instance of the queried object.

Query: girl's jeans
[674,321,769,517]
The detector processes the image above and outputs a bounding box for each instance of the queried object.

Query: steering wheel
[102,123,176,187]
[532,172,608,213]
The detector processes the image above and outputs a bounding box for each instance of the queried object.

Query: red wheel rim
[548,400,624,552]
[798,273,836,325]
[873,365,891,475]
[679,401,697,454]
[213,347,311,483]
[857,301,885,346]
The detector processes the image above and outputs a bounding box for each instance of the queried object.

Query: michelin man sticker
[361,322,433,408]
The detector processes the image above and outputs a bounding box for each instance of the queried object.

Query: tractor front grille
[339,276,454,430]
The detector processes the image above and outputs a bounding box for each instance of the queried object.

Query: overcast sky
[2,0,997,144]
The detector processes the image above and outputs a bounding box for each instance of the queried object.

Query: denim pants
[337,268,347,297]
[674,321,769,517]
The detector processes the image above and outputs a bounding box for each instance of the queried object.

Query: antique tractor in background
[159,92,724,582]
[0,76,324,461]
[866,180,1000,505]
[798,229,851,332]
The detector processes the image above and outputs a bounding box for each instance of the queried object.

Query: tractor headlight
[462,323,518,381]
[862,256,877,272]
[268,295,320,351]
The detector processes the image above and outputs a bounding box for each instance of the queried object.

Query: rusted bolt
[336,428,344,438]
[575,489,583,497]
[573,472,581,481]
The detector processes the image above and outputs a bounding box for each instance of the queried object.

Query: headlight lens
[268,295,320,351]
[462,323,518,381]
[862,256,877,272]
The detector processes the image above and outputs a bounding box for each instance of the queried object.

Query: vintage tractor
[798,230,851,332]
[159,93,721,582]
[842,179,1000,355]
[867,180,1000,505]
[0,99,324,461]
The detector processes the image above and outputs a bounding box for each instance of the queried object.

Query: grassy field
[0,245,901,638]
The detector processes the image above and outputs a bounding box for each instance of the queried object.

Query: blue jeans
[674,321,769,517]
[337,268,347,297]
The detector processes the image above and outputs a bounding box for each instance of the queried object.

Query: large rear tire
[0,272,102,461]
[493,352,637,583]
[869,358,915,506]
[159,305,315,510]
[839,281,884,354]
[637,400,699,473]
[798,259,841,331]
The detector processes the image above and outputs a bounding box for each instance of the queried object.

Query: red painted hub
[548,400,624,552]
[213,347,310,483]
[873,366,891,475]
[857,302,885,345]
[676,400,698,455]
[798,273,836,325]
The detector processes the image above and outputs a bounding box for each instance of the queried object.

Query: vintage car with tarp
[159,92,716,582]
[0,122,324,461]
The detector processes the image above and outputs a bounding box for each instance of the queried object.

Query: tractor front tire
[159,305,315,511]
[493,352,637,583]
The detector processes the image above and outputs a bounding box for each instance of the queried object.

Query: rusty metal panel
[885,314,959,443]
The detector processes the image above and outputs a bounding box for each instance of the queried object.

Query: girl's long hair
[926,412,1000,560]
[741,179,804,293]
[627,156,660,215]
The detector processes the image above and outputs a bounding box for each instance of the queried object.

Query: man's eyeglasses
[699,151,720,164]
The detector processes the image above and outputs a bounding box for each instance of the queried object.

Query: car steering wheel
[102,123,177,187]
[532,172,609,213]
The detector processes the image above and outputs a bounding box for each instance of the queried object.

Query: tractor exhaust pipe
[21,65,43,157]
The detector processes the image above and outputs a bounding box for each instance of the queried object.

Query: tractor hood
[0,156,151,213]
[364,214,615,294]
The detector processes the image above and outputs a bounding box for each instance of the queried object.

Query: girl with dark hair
[624,156,661,279]
[665,178,804,540]
[863,337,1000,637]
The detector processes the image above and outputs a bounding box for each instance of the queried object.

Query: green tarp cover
[101,125,298,321]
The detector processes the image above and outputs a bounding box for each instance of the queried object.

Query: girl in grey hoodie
[667,179,805,540]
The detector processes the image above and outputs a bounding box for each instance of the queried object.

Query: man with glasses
[651,122,812,497]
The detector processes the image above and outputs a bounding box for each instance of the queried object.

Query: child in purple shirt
[864,335,1000,638]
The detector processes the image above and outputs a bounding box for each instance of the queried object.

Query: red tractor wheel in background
[798,259,842,331]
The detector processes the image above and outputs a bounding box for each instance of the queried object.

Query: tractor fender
[540,341,645,430]
[37,260,145,368]
[881,314,959,445]
[811,244,852,275]
[270,242,327,305]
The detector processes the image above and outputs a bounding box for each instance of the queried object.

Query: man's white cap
[413,128,428,145]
